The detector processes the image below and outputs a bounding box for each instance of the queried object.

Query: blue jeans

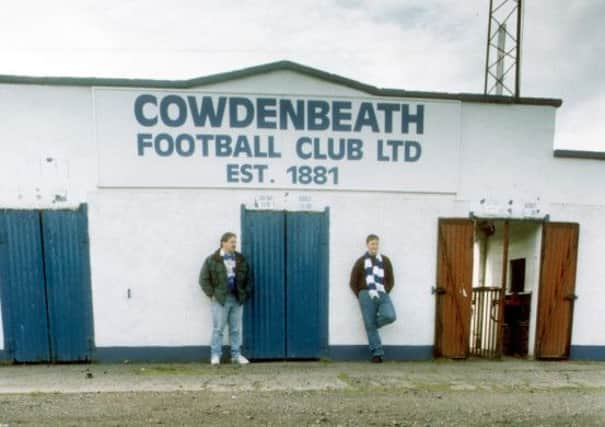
[210,295,243,359]
[358,290,397,357]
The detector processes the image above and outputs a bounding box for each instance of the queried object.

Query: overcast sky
[1,0,603,151]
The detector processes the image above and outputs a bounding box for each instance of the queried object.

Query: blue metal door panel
[317,209,329,356]
[0,210,50,362]
[285,209,329,358]
[42,205,94,362]
[241,207,286,359]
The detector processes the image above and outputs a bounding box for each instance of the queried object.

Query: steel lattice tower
[484,0,523,97]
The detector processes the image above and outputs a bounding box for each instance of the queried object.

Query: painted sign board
[94,88,461,192]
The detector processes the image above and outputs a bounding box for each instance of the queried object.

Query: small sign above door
[471,198,546,219]
[253,194,274,210]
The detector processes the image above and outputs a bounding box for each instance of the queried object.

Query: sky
[1,0,603,151]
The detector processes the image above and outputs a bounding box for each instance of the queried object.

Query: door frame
[435,217,580,360]
[240,206,329,360]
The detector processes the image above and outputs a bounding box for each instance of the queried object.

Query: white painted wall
[459,102,604,207]
[88,189,455,347]
[0,84,96,209]
[458,103,557,204]
[1,70,605,355]
[548,204,605,347]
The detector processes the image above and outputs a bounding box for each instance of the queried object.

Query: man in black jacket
[349,234,397,363]
[199,232,253,365]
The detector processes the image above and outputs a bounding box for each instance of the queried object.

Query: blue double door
[0,205,94,362]
[241,208,329,360]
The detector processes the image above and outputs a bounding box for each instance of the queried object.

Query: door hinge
[564,293,578,301]
[432,286,447,295]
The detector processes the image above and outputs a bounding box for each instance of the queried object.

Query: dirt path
[1,360,604,426]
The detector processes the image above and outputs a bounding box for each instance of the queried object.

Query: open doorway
[435,218,579,360]
[469,220,541,359]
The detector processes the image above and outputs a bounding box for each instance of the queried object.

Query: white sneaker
[232,355,250,365]
[210,355,220,365]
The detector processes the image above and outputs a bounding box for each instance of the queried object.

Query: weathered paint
[241,208,329,359]
[42,205,94,361]
[0,210,50,362]
[535,222,579,359]
[241,208,286,359]
[434,219,474,358]
[285,209,329,358]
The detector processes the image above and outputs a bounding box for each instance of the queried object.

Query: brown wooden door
[535,222,579,359]
[434,218,474,358]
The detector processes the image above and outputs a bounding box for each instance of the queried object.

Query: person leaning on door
[199,232,253,365]
[349,234,397,363]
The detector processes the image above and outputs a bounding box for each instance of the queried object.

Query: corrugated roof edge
[554,150,605,160]
[0,60,562,107]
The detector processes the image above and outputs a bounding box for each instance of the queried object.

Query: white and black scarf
[364,252,385,293]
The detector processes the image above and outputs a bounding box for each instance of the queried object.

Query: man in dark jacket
[199,232,253,365]
[349,234,397,363]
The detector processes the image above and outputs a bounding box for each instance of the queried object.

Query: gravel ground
[1,359,604,426]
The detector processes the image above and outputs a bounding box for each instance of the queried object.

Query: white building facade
[0,61,603,362]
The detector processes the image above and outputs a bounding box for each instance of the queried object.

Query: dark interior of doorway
[471,220,537,359]
[502,259,530,357]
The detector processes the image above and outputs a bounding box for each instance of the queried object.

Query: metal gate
[0,205,94,362]
[241,207,329,360]
[469,287,502,358]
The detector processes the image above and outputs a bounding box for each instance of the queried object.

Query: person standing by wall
[349,234,397,363]
[199,232,253,365]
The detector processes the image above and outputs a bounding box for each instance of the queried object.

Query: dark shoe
[371,355,383,363]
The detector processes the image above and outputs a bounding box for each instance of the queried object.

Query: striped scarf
[364,252,385,293]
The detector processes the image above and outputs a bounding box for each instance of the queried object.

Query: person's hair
[220,232,237,244]
[366,234,379,244]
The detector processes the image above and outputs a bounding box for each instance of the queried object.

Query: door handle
[432,286,447,295]
[564,293,578,301]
